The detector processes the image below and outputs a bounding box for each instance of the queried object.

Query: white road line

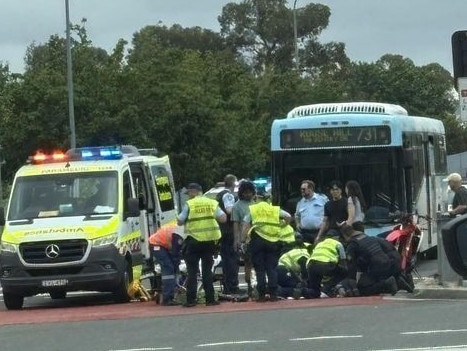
[290,335,363,341]
[369,345,467,351]
[401,329,467,335]
[108,348,172,351]
[196,340,268,347]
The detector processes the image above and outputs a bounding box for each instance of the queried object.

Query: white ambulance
[0,145,176,309]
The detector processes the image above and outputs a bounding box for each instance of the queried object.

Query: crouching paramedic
[276,244,311,298]
[149,224,185,306]
[242,197,291,302]
[305,232,347,298]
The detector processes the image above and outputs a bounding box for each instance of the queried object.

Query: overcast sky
[1,0,466,74]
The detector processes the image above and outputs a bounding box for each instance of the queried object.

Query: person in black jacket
[340,224,398,296]
[217,174,240,294]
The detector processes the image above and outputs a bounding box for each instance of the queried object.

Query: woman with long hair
[340,180,366,232]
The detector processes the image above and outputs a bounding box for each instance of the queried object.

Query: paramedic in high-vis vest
[149,224,185,306]
[242,196,291,302]
[177,183,226,307]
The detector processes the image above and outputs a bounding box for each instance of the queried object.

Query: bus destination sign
[280,126,391,148]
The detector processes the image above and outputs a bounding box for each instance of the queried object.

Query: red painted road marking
[0,296,386,326]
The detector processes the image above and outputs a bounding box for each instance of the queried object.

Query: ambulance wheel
[49,291,67,299]
[113,260,132,303]
[3,292,24,310]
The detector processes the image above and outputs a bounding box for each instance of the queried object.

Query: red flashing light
[29,150,68,164]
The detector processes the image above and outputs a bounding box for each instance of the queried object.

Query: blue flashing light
[67,146,123,161]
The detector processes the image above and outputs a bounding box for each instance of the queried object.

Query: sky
[0,0,466,74]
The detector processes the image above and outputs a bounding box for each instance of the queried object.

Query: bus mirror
[403,149,414,169]
[441,216,467,278]
[126,198,141,218]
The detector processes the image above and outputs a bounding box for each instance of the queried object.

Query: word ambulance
[0,145,178,309]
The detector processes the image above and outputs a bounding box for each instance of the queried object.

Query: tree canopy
[0,0,464,197]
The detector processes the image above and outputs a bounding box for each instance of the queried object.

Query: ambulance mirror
[125,198,140,218]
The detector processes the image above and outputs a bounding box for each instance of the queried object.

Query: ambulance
[0,145,176,309]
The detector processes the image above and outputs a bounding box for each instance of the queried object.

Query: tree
[218,0,349,75]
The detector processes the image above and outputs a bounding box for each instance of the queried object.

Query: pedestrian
[340,224,398,296]
[242,195,292,302]
[232,180,256,296]
[276,244,311,299]
[216,174,240,294]
[340,180,366,232]
[305,232,347,298]
[295,180,328,244]
[445,172,467,216]
[316,180,348,243]
[177,183,227,307]
[149,223,185,306]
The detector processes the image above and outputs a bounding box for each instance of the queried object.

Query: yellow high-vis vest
[186,196,221,241]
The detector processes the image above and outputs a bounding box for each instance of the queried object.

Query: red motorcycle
[385,212,430,290]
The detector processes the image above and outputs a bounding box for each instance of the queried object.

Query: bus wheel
[113,260,132,303]
[3,292,24,310]
[49,291,67,299]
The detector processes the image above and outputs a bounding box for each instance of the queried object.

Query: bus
[270,102,449,254]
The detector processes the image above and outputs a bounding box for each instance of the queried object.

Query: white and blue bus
[271,102,449,254]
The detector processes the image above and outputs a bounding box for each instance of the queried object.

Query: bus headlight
[0,241,17,253]
[92,233,118,247]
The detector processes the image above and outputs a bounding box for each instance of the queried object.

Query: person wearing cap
[446,173,467,216]
[149,224,185,306]
[315,180,348,243]
[177,183,227,307]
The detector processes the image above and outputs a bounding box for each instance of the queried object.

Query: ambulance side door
[129,161,157,261]
[150,163,177,225]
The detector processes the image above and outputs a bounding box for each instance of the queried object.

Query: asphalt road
[2,259,467,351]
[2,298,467,351]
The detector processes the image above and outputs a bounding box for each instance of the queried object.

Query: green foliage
[0,5,465,196]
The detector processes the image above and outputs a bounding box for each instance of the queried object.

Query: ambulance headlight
[0,241,17,253]
[92,233,118,247]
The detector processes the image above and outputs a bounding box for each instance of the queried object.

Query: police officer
[217,174,240,294]
[242,195,291,302]
[149,224,185,306]
[177,183,227,307]
[277,244,311,299]
[340,224,398,296]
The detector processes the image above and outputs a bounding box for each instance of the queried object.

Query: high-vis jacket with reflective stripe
[186,196,221,241]
[249,202,281,242]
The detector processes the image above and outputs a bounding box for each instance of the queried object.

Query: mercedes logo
[45,244,60,259]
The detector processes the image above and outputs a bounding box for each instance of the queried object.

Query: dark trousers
[358,265,396,296]
[220,237,239,293]
[307,261,347,298]
[277,265,300,298]
[152,246,176,302]
[184,237,217,304]
[250,233,281,297]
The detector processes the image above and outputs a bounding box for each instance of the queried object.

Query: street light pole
[293,0,299,70]
[65,0,76,149]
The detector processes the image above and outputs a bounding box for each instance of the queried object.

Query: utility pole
[65,0,76,149]
[293,0,299,70]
